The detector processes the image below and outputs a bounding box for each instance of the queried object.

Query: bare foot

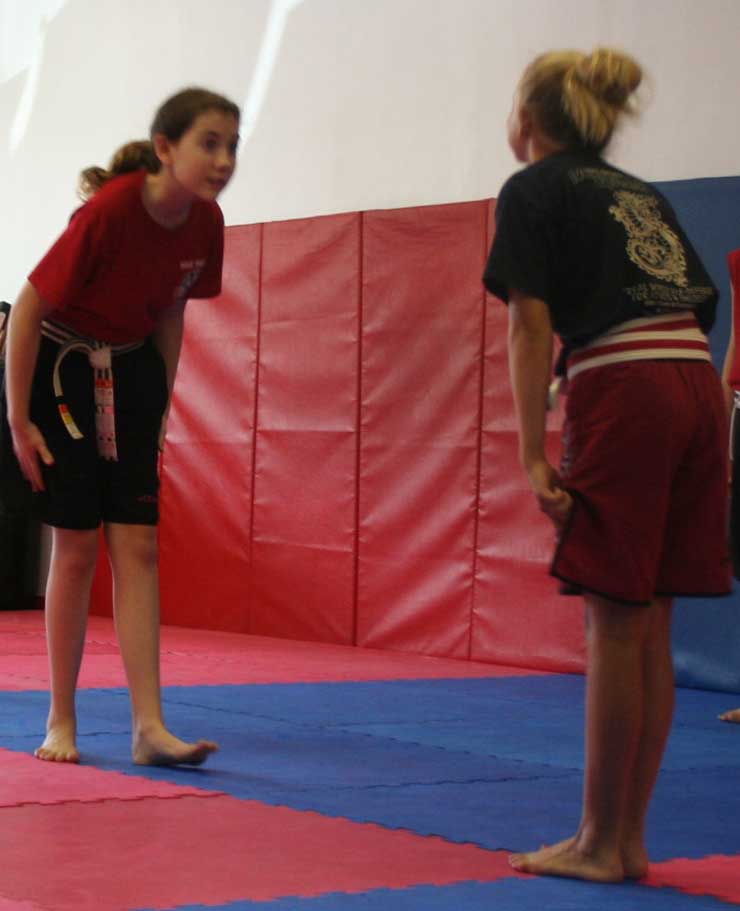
[35,721,80,763]
[621,839,649,880]
[719,708,740,723]
[510,839,623,883]
[133,726,218,766]
[517,836,576,864]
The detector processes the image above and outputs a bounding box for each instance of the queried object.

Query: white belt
[42,320,144,461]
[731,390,740,462]
[547,312,712,410]
[566,312,711,381]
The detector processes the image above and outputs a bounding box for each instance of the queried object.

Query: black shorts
[30,336,168,529]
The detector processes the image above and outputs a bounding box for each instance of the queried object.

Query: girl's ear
[518,106,535,143]
[152,133,171,166]
[507,99,533,164]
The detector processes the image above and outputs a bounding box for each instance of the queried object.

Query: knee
[107,525,159,573]
[585,596,651,648]
[644,602,673,655]
[51,529,100,578]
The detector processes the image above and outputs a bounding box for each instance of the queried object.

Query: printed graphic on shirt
[569,167,645,194]
[569,166,714,312]
[174,259,206,305]
[608,190,688,287]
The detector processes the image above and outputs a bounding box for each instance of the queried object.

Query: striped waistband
[566,312,711,381]
[41,319,143,355]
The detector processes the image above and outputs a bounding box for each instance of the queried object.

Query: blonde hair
[519,48,642,152]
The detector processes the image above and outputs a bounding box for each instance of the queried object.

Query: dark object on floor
[0,300,40,610]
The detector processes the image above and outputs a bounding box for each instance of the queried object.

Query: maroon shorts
[552,359,732,604]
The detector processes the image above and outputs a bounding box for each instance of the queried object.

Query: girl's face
[158,109,240,201]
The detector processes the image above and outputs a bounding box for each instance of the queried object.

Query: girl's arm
[151,301,186,448]
[508,288,572,528]
[721,286,735,417]
[5,282,54,491]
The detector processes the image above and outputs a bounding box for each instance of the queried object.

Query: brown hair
[519,48,642,153]
[78,87,240,200]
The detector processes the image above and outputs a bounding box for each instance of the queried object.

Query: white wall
[2,0,740,299]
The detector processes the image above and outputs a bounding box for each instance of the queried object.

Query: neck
[527,131,566,163]
[141,172,193,229]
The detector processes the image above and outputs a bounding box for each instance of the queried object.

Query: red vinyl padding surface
[91,198,581,672]
[357,202,488,657]
[251,213,360,642]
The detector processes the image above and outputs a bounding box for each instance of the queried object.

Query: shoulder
[191,197,223,224]
[72,170,145,231]
[89,169,145,210]
[190,198,225,238]
[729,248,740,281]
[496,153,577,217]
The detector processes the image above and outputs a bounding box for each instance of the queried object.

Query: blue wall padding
[655,175,740,694]
[136,878,737,911]
[3,678,740,862]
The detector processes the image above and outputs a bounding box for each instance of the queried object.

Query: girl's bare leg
[105,522,218,765]
[620,597,674,878]
[36,527,100,762]
[510,594,651,882]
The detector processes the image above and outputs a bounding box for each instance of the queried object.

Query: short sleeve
[483,173,551,304]
[28,203,110,309]
[188,204,225,299]
[729,249,740,291]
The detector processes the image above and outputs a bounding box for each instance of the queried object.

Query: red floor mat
[646,855,740,904]
[0,748,221,807]
[0,795,524,911]
[0,611,546,689]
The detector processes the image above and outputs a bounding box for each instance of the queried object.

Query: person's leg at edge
[510,593,653,882]
[104,521,218,766]
[36,526,100,762]
[620,596,674,879]
[720,455,740,724]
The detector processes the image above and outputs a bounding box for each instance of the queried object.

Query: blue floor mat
[3,678,740,864]
[135,878,737,911]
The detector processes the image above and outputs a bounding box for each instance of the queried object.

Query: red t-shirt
[728,249,740,389]
[29,170,224,343]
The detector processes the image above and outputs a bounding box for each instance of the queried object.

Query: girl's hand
[10,419,54,492]
[158,413,168,452]
[525,458,573,529]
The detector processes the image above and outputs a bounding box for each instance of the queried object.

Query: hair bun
[573,47,642,107]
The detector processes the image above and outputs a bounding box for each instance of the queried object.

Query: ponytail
[520,47,642,153]
[78,140,160,201]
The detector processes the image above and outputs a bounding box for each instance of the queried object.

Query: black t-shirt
[483,149,718,347]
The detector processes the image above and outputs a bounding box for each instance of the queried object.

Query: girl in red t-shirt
[5,87,240,766]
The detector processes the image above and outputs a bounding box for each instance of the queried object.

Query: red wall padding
[91,198,585,672]
[250,213,360,643]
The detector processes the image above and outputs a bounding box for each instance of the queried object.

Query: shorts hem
[550,568,733,605]
[37,516,101,531]
[549,568,652,606]
[653,588,733,599]
[104,516,159,527]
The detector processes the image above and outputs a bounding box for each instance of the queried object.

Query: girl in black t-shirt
[485,48,730,883]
